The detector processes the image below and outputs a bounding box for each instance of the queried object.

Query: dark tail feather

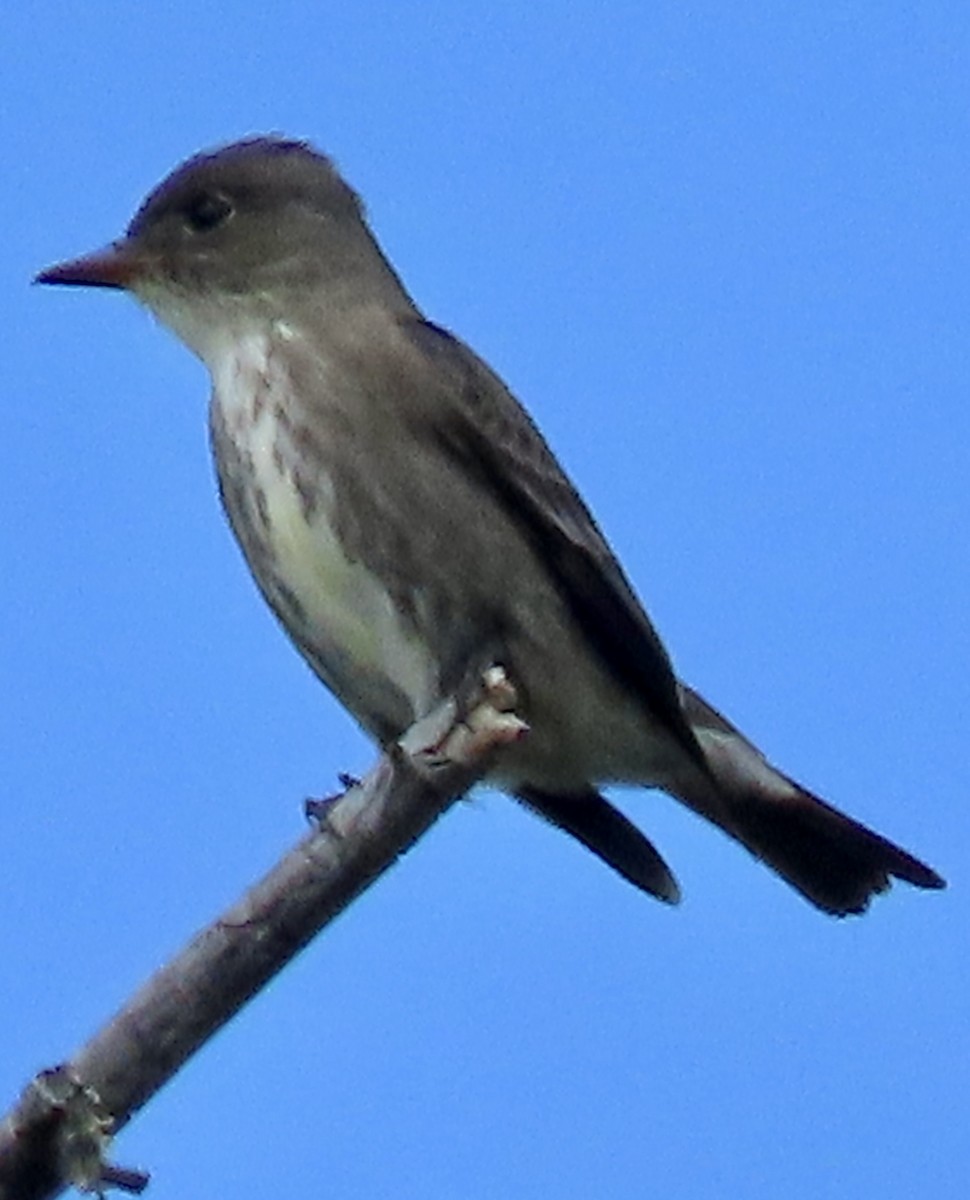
[516,786,681,904]
[678,685,946,916]
[713,773,944,914]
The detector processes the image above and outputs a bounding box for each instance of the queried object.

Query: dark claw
[100,1163,151,1194]
[304,772,361,823]
[304,795,338,823]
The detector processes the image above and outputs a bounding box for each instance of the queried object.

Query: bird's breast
[207,327,439,737]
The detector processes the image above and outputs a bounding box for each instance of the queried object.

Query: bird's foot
[304,772,363,823]
[417,665,528,768]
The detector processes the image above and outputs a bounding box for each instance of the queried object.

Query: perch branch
[0,668,525,1198]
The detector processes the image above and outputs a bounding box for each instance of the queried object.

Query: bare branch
[0,671,526,1199]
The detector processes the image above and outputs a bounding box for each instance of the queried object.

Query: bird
[35,136,945,916]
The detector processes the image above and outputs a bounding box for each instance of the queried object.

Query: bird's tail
[516,784,682,904]
[675,685,945,915]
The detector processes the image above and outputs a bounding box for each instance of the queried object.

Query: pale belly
[254,435,438,710]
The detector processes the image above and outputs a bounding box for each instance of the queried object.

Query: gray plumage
[36,137,945,915]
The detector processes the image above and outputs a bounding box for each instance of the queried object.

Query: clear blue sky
[3,5,966,1197]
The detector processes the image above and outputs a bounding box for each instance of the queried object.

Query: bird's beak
[34,239,150,290]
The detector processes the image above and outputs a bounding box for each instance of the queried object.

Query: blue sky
[2,4,966,1197]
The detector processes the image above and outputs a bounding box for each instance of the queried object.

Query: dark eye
[183,192,234,233]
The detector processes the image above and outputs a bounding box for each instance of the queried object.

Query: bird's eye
[184,192,234,233]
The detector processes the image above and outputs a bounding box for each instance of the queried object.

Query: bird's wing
[401,317,706,773]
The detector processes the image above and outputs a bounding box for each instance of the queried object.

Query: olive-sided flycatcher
[36,137,945,915]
